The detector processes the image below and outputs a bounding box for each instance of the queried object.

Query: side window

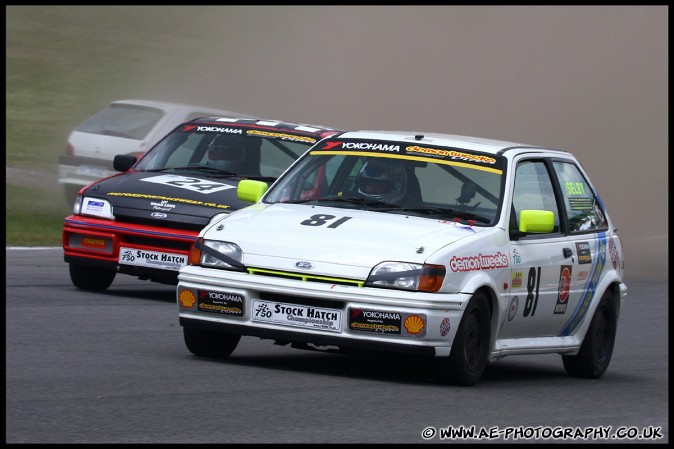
[512,160,560,233]
[552,161,607,233]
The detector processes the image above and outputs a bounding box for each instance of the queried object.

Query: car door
[548,159,612,337]
[501,157,578,339]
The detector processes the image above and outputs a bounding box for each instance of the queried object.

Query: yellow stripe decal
[248,267,365,287]
[310,151,503,174]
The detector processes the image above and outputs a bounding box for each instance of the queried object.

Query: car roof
[338,130,571,156]
[110,98,258,119]
[190,117,344,135]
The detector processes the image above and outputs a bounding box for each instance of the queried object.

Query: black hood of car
[82,171,256,230]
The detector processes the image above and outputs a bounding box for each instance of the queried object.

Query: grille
[115,215,206,232]
[248,267,364,287]
[124,234,193,251]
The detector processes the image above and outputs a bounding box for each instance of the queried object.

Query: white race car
[177,130,627,386]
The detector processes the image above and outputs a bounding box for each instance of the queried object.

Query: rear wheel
[562,291,617,378]
[183,326,241,359]
[69,263,116,291]
[443,291,491,386]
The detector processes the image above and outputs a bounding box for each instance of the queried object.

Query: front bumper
[177,265,473,357]
[63,215,198,283]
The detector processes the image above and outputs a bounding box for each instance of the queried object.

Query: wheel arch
[566,275,622,342]
[471,284,499,355]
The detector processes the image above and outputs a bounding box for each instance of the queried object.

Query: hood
[204,203,486,276]
[83,171,255,230]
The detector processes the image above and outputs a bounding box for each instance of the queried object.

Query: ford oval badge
[295,261,314,270]
[151,212,167,218]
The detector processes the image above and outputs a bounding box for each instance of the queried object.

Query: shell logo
[179,289,196,308]
[404,315,425,334]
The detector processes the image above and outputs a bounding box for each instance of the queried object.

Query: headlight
[72,194,83,215]
[77,196,114,219]
[366,261,445,293]
[189,238,244,271]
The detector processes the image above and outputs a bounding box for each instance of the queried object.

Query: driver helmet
[206,135,247,172]
[355,159,407,203]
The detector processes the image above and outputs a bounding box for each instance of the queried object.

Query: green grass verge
[6,6,204,246]
[6,184,69,247]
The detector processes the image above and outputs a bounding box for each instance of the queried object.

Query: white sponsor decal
[255,120,281,126]
[252,300,342,332]
[361,311,401,320]
[150,200,176,211]
[449,251,509,272]
[82,197,113,218]
[295,125,321,132]
[342,142,400,152]
[195,126,243,134]
[118,247,187,271]
[140,174,235,194]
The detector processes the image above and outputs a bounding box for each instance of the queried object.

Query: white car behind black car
[177,130,627,386]
[58,99,256,204]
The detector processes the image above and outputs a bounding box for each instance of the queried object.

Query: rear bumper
[58,155,117,191]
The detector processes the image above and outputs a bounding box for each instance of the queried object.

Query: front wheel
[562,291,617,378]
[69,263,116,291]
[183,326,241,359]
[442,291,492,386]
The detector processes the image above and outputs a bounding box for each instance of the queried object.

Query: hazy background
[6,5,668,280]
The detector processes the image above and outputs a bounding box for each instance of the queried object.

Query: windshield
[265,138,507,225]
[133,124,318,180]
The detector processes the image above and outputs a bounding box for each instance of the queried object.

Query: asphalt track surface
[5,248,668,444]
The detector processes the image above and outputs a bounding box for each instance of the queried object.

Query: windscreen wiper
[391,207,491,223]
[242,175,277,183]
[283,196,400,209]
[146,165,238,177]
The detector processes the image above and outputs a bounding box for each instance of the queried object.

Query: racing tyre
[69,263,116,292]
[183,326,241,359]
[562,291,617,379]
[443,291,491,386]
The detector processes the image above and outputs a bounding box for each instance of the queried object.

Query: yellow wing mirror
[238,179,268,203]
[518,210,555,233]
